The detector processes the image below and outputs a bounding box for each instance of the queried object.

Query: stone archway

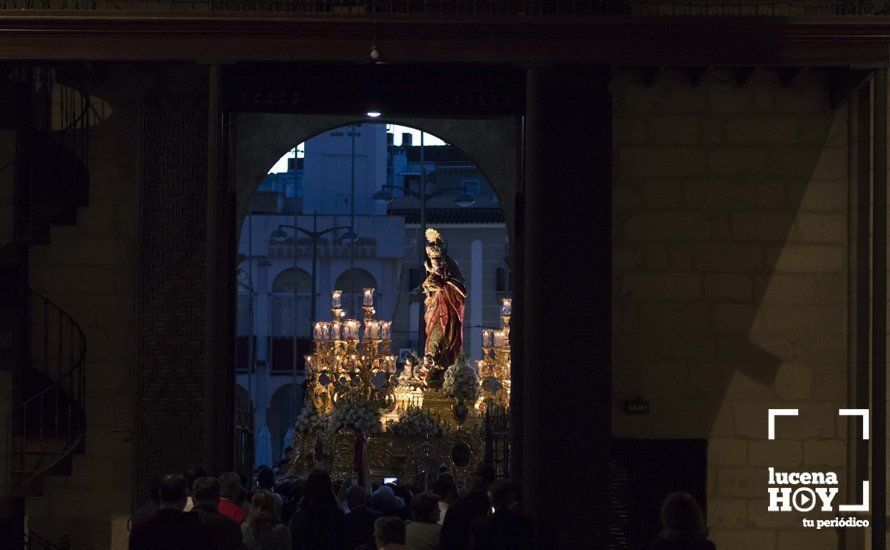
[234,114,519,238]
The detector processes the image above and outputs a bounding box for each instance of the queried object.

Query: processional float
[289,228,511,487]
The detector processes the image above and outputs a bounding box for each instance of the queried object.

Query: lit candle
[501,298,512,317]
[314,322,323,340]
[493,330,505,348]
[381,321,392,340]
[346,319,361,340]
[321,322,330,340]
[482,329,493,348]
[363,288,375,307]
[332,290,342,308]
[331,321,341,340]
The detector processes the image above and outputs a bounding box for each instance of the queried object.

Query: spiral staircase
[0,69,90,549]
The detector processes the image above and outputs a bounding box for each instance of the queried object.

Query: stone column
[254,260,271,366]
[139,90,209,496]
[205,64,235,475]
[519,67,612,547]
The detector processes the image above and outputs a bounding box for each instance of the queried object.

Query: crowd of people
[129,463,716,549]
[128,463,539,550]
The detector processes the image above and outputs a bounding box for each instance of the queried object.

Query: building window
[271,337,313,372]
[271,268,313,339]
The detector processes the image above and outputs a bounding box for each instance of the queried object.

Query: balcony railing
[0,0,886,17]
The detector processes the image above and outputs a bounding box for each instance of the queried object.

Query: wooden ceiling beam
[0,16,886,66]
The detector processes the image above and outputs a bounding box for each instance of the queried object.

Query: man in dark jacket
[440,471,493,550]
[192,476,246,550]
[344,486,382,550]
[470,481,535,550]
[129,474,213,550]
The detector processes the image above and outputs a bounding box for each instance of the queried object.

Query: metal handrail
[25,530,64,550]
[15,352,84,411]
[4,74,90,496]
[9,290,86,492]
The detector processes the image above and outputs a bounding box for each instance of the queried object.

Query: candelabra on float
[305,289,397,415]
[477,297,512,412]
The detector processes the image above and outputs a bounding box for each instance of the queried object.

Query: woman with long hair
[650,492,716,550]
[242,490,291,550]
[289,469,345,550]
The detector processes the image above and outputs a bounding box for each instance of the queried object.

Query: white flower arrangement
[385,406,449,438]
[329,398,383,435]
[443,355,480,402]
[293,400,329,435]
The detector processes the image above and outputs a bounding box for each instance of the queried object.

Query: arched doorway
[269,382,303,464]
[236,122,512,469]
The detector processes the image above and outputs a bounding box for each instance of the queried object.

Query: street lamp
[339,229,361,245]
[271,211,359,365]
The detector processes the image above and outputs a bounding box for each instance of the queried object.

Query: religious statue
[421,228,467,383]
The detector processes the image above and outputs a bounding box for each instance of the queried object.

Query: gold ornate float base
[290,426,483,489]
[367,429,483,488]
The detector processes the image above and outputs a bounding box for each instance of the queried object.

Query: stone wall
[611,68,850,549]
[0,129,14,248]
[25,68,140,549]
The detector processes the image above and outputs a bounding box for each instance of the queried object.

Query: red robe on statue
[423,256,467,368]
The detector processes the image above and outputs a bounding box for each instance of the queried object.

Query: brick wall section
[612,68,849,550]
[25,78,139,548]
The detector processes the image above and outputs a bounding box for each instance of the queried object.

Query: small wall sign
[624,399,650,415]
